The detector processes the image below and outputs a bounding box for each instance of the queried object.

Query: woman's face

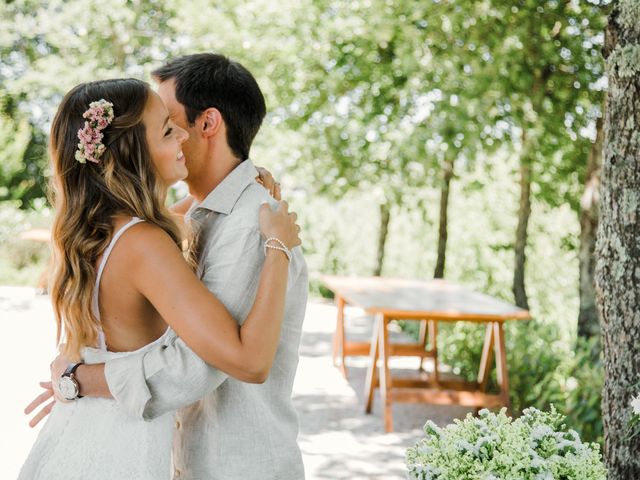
[144,91,189,187]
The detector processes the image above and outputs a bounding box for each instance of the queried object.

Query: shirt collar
[190,159,259,216]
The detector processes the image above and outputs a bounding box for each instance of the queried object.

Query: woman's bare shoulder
[115,221,182,262]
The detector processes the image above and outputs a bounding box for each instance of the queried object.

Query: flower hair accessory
[75,99,114,164]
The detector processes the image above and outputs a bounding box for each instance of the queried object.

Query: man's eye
[165,127,173,137]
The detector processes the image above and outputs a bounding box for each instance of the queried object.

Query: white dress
[19,218,174,480]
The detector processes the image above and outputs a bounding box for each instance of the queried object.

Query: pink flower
[75,99,114,164]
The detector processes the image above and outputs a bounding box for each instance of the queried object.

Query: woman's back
[97,215,168,352]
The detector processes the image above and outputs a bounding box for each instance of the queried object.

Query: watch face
[59,376,79,400]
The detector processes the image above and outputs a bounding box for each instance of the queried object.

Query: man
[34,53,308,479]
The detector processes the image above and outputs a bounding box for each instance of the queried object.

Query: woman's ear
[201,108,223,138]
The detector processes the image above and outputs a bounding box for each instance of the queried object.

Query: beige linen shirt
[104,160,308,480]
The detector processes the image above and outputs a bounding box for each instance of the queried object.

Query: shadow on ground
[293,301,472,480]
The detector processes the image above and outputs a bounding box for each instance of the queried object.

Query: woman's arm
[127,202,299,383]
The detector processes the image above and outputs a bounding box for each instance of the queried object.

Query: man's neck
[188,153,241,203]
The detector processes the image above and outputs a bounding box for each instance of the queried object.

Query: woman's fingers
[24,384,54,415]
[277,200,289,214]
[255,166,273,185]
[256,167,281,201]
[28,399,56,428]
[259,201,302,249]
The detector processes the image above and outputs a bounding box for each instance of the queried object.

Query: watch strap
[63,362,83,377]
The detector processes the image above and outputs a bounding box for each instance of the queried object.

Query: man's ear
[201,108,223,138]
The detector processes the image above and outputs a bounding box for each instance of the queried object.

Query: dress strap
[92,217,144,349]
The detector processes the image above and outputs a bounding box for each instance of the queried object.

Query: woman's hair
[49,78,183,361]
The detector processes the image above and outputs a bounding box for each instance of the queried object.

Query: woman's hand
[259,201,301,250]
[255,167,281,201]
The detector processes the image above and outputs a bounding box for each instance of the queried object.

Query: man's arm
[75,364,109,397]
[104,332,228,419]
[40,332,228,421]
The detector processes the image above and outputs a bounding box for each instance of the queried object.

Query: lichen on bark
[609,43,640,77]
[619,0,640,37]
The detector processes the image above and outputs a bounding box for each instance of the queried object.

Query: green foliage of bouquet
[629,391,640,440]
[406,407,606,480]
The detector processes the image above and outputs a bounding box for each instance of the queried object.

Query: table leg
[477,322,495,391]
[429,320,439,385]
[493,321,511,411]
[364,314,380,414]
[418,320,428,371]
[378,315,393,432]
[332,296,347,378]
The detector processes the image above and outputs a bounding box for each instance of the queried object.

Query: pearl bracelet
[264,237,292,262]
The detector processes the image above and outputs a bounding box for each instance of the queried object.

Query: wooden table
[322,275,531,432]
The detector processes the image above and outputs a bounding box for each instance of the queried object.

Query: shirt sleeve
[103,222,272,420]
[104,330,227,420]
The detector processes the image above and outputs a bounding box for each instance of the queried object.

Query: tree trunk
[577,116,604,342]
[434,157,454,279]
[513,141,532,310]
[374,202,391,276]
[595,3,640,478]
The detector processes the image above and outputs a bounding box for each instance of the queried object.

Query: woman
[19,78,300,479]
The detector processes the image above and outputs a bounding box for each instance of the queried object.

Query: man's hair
[152,53,266,161]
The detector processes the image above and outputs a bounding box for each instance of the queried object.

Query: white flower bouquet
[629,393,640,440]
[406,407,606,480]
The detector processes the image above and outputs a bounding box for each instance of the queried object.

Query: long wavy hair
[49,78,183,361]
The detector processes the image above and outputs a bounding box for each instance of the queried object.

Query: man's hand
[24,352,75,427]
[255,166,281,201]
[50,352,72,402]
[24,382,55,428]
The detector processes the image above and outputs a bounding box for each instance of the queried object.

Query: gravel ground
[0,287,470,479]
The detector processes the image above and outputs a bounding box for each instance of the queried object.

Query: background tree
[429,0,608,309]
[578,115,603,343]
[0,0,179,208]
[416,7,510,279]
[595,0,640,477]
[271,0,441,276]
[0,92,37,207]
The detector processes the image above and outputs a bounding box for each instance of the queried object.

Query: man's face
[156,78,203,181]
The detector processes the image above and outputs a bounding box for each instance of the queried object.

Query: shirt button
[175,420,181,429]
[174,468,181,477]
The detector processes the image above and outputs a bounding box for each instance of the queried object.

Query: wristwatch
[59,362,84,401]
